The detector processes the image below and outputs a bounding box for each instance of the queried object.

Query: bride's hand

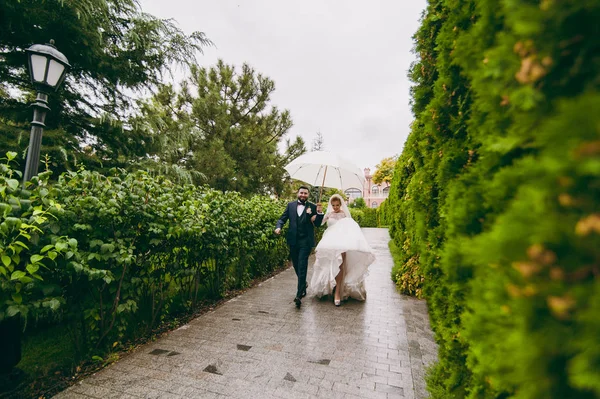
[311,215,316,223]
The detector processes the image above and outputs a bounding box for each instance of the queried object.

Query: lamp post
[22,40,70,185]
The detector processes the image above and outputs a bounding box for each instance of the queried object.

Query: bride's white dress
[309,211,375,301]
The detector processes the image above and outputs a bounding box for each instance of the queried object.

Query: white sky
[140,0,427,171]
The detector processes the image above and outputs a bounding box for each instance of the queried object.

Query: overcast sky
[140,0,427,171]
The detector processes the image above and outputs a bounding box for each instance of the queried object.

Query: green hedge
[376,199,391,227]
[350,208,378,227]
[1,160,289,357]
[385,1,599,398]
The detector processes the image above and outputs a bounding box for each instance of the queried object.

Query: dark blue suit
[276,201,324,298]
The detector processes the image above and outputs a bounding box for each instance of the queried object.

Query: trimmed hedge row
[350,208,378,228]
[1,161,289,358]
[384,1,599,398]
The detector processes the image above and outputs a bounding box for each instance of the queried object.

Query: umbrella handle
[317,165,328,203]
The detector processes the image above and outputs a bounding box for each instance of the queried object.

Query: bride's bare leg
[335,253,346,302]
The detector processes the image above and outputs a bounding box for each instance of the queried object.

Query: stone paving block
[315,387,347,398]
[52,229,437,399]
[377,356,404,366]
[364,360,391,372]
[361,372,388,385]
[374,369,403,380]
[272,386,312,399]
[202,381,229,396]
[375,382,405,396]
[357,387,389,399]
[354,378,376,390]
[388,365,413,376]
[111,394,140,399]
[388,376,409,389]
[332,381,364,396]
[307,376,334,390]
[303,367,327,380]
[141,390,181,399]
[69,382,124,398]
[53,389,90,399]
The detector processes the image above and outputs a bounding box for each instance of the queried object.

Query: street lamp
[22,39,70,185]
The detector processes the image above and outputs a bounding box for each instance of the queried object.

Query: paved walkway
[55,228,437,399]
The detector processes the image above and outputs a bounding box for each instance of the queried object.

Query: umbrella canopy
[284,151,365,193]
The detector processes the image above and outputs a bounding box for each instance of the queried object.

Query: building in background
[345,168,390,208]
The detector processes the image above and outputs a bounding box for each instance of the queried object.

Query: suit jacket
[276,201,324,247]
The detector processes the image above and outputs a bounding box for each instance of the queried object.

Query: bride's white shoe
[332,286,341,306]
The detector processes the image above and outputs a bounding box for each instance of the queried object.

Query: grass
[20,324,77,375]
[1,323,77,399]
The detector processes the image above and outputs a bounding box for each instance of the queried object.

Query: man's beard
[298,198,307,204]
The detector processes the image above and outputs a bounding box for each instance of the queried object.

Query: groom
[275,186,324,308]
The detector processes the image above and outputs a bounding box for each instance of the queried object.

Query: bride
[309,194,375,306]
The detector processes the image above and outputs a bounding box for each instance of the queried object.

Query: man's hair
[297,185,310,192]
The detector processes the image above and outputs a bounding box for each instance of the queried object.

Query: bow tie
[297,201,306,205]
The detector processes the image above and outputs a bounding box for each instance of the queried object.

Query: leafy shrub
[1,161,290,360]
[350,208,378,227]
[0,152,80,324]
[349,197,366,209]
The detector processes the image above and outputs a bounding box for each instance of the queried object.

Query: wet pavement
[54,228,437,399]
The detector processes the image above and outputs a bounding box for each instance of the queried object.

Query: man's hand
[274,228,281,235]
[316,204,323,213]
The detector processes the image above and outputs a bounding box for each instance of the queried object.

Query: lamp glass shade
[46,59,66,87]
[30,54,48,83]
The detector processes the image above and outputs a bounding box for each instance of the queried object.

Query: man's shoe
[294,297,302,308]
[301,287,307,298]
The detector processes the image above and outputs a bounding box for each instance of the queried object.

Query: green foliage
[385,1,600,398]
[0,156,290,360]
[0,152,77,324]
[132,60,298,196]
[377,199,390,225]
[19,322,75,384]
[389,239,423,298]
[52,168,288,351]
[0,0,211,174]
[372,156,397,185]
[350,208,378,228]
[349,197,366,209]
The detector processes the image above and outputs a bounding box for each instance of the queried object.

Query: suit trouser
[289,244,311,298]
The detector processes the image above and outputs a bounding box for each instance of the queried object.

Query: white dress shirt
[297,201,305,217]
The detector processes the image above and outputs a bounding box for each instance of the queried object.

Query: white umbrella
[284,151,365,201]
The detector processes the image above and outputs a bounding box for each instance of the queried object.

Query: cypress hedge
[384,0,599,397]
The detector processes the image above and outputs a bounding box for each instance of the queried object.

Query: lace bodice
[324,211,346,227]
